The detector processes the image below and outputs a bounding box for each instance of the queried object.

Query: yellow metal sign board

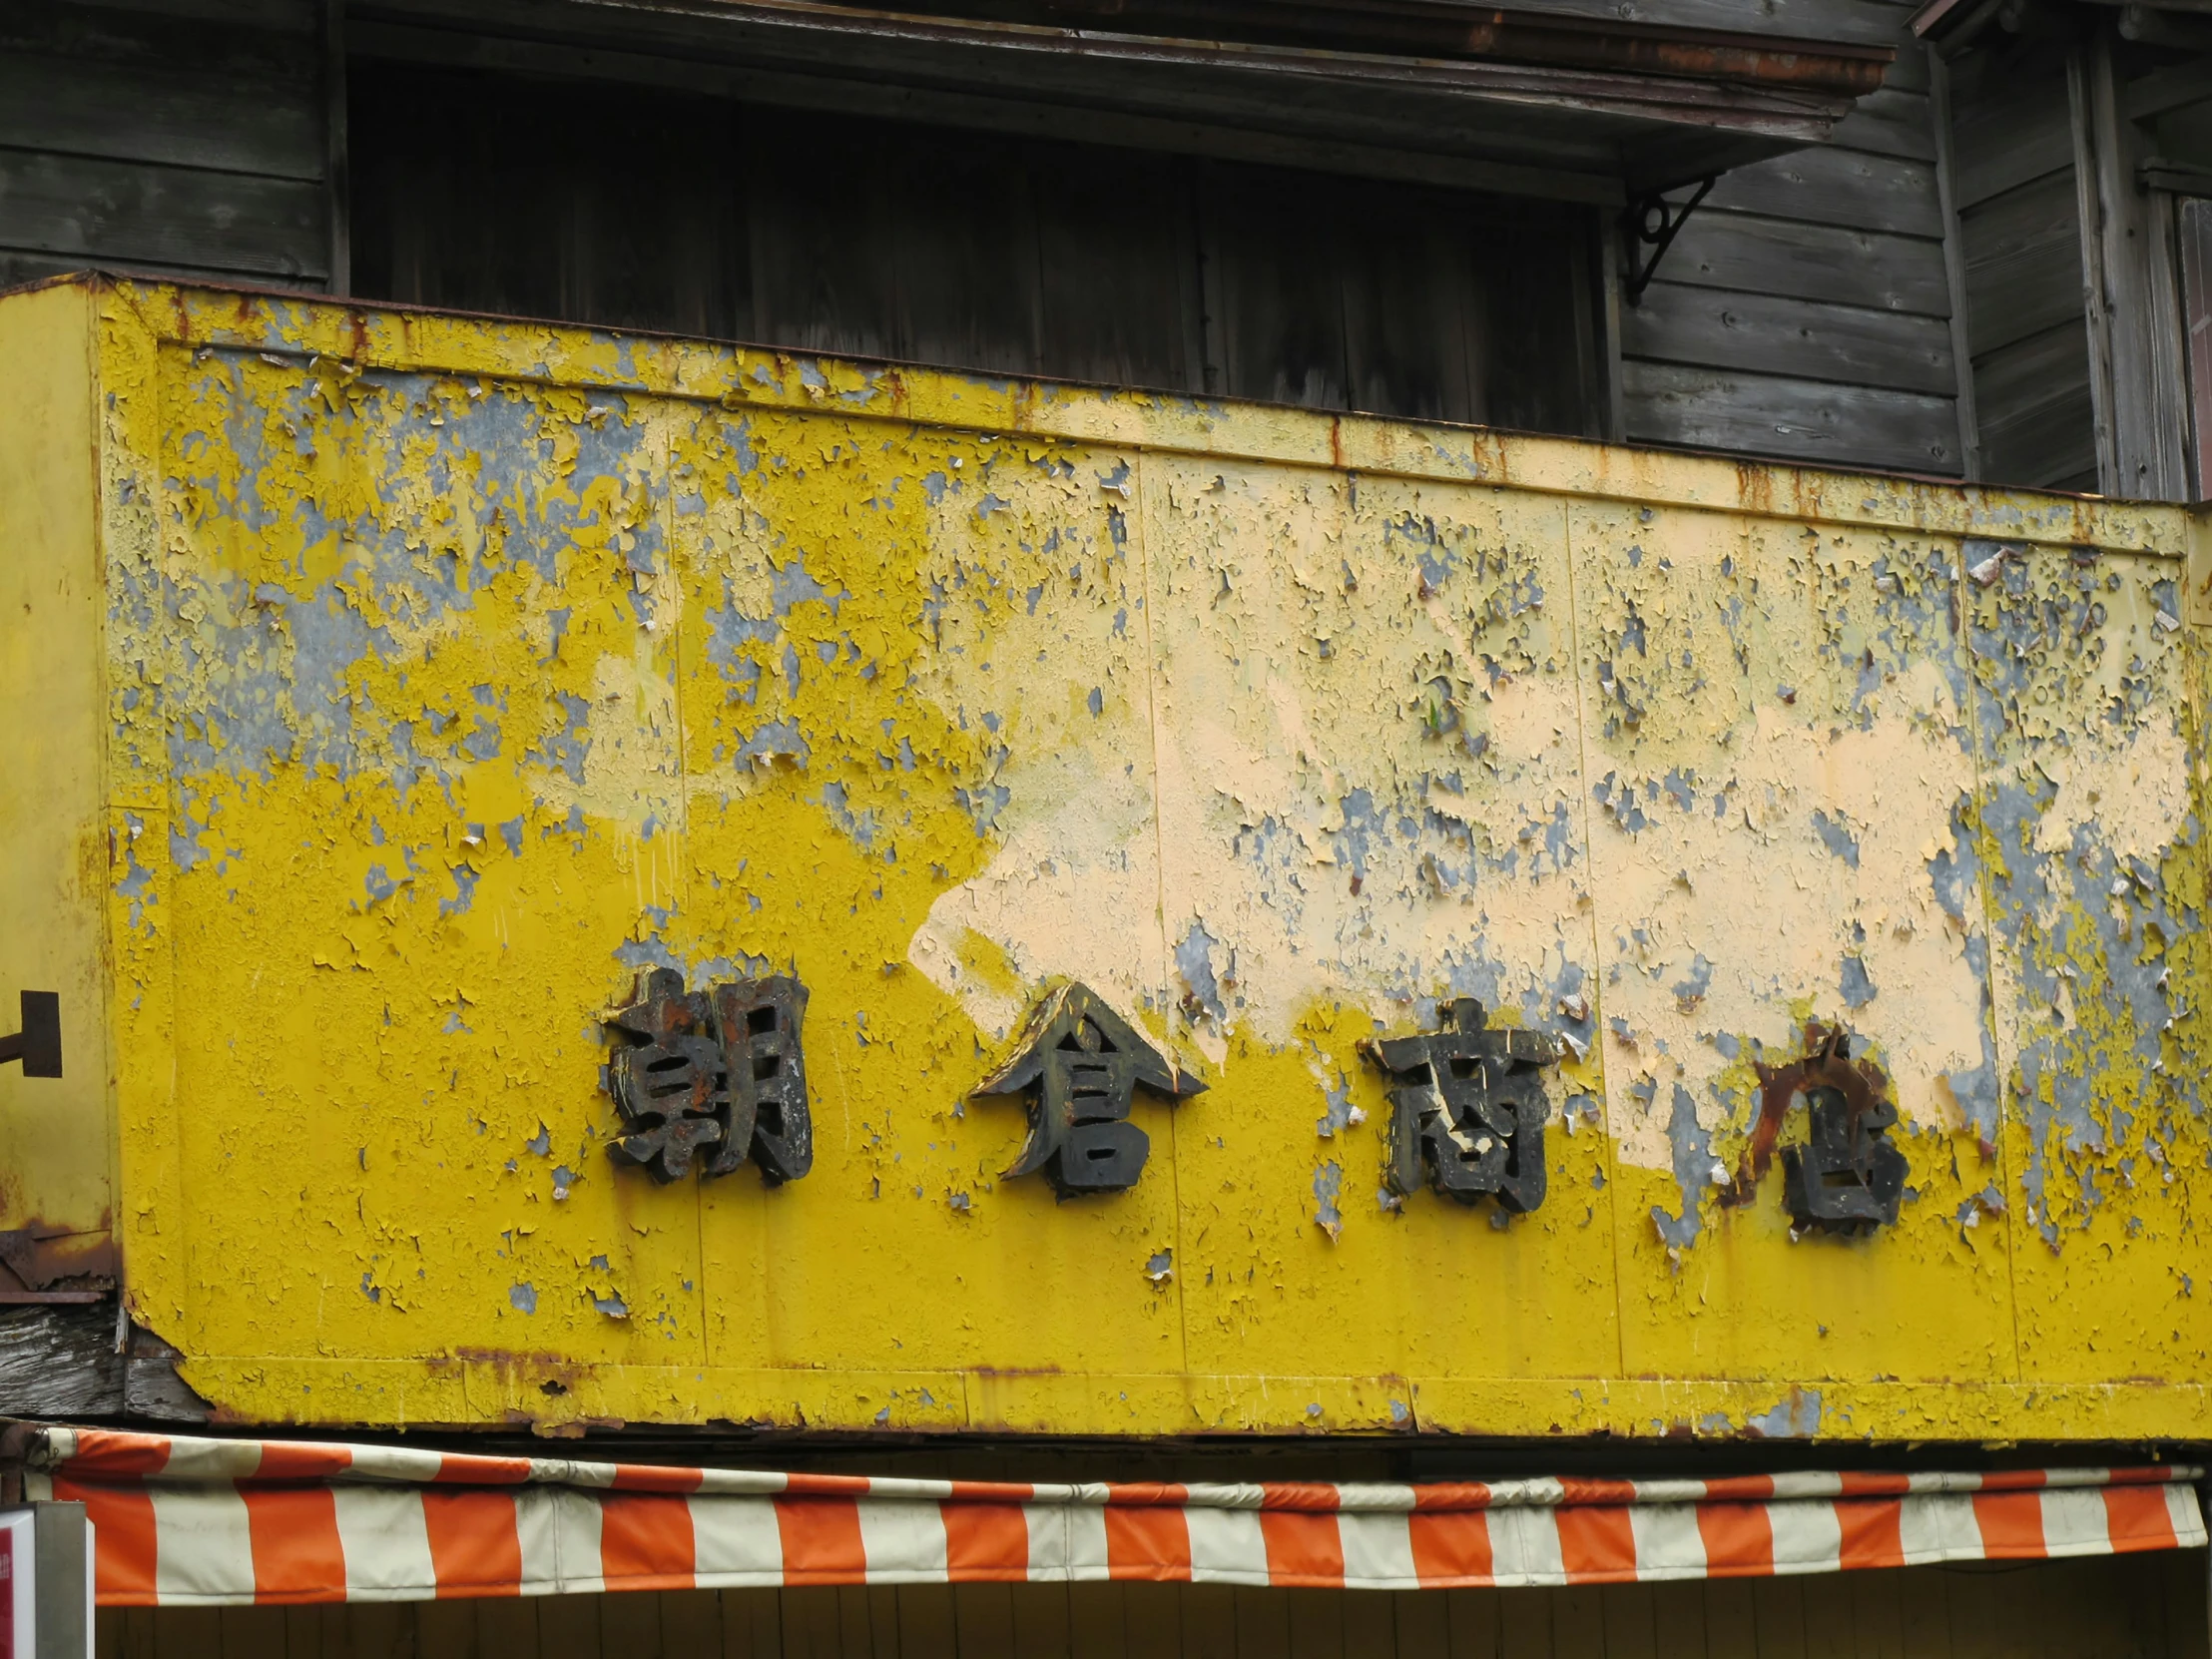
[2,276,2206,1440]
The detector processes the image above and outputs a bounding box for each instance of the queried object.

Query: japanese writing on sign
[1364,998,1561,1214]
[1779,1030,1906,1232]
[972,983,1204,1197]
[603,967,813,1185]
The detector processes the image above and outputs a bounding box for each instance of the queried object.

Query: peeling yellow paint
[5,275,2211,1441]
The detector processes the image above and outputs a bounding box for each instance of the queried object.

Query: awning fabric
[24,1428,2205,1607]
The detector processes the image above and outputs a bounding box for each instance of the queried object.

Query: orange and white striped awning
[24,1427,2205,1607]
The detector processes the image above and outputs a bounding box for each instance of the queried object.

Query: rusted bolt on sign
[602,968,813,1184]
[1362,998,1562,1214]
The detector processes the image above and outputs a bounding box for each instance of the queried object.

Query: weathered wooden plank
[351,63,741,335]
[0,147,324,278]
[474,1598,544,1659]
[1201,160,1351,407]
[0,0,317,70]
[73,0,316,31]
[0,52,321,181]
[0,1302,122,1415]
[1882,30,1931,95]
[1698,144,1942,239]
[745,115,899,363]
[350,15,1628,207]
[1602,1583,1659,1659]
[1654,210,1951,315]
[891,132,1044,377]
[1500,0,1918,47]
[1960,169,2083,358]
[1035,144,1203,394]
[1625,279,1955,393]
[1972,316,2096,489]
[1284,1587,1345,1659]
[1479,202,1605,436]
[2,249,253,291]
[1623,358,1961,473]
[1340,181,1479,423]
[1949,64,2074,210]
[1833,86,1936,162]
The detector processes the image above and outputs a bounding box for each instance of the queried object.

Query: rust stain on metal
[1721,1024,1890,1209]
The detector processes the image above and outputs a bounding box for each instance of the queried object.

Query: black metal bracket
[1621,177,1717,308]
[0,991,60,1078]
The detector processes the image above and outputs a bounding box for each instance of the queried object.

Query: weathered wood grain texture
[1946,35,2094,490]
[1504,0,1918,47]
[1949,79,2078,209]
[1700,142,1943,240]
[0,0,321,179]
[1960,169,2086,358]
[1973,317,2099,491]
[81,1556,2212,1656]
[0,1303,121,1417]
[1623,360,1960,473]
[1651,215,1951,314]
[1619,4,1963,474]
[0,149,325,279]
[1833,86,1937,163]
[0,1304,205,1420]
[0,0,326,287]
[352,67,1604,432]
[1623,281,1954,393]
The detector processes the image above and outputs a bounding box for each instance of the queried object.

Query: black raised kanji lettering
[604,967,813,1185]
[1780,1030,1905,1232]
[972,983,1203,1197]
[1363,998,1561,1213]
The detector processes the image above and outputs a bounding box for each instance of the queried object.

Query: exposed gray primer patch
[1810,809,1861,867]
[1651,1081,1710,1250]
[1176,922,1228,1022]
[1839,954,1877,1008]
[1314,1162,1345,1239]
[1746,1390,1823,1437]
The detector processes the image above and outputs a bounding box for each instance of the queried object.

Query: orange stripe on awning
[242,1485,346,1604]
[1104,1503,1191,1581]
[943,1502,1028,1581]
[1259,1509,1345,1587]
[1557,1501,1638,1583]
[1408,1510,1493,1586]
[599,1492,696,1591]
[2104,1482,2182,1552]
[25,1429,2204,1607]
[421,1490,524,1597]
[1971,1490,2047,1558]
[1836,1496,1907,1570]
[775,1498,867,1583]
[54,1476,159,1605]
[1695,1502,1775,1577]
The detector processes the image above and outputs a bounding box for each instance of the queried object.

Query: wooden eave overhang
[352,0,1897,200]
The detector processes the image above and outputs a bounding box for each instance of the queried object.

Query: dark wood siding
[0,0,330,291]
[89,1551,2212,1659]
[349,62,1607,436]
[1616,4,1967,477]
[1948,39,2096,492]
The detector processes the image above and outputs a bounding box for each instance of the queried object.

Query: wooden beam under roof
[352,0,1890,195]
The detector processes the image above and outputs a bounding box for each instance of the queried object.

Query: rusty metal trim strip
[91,278,2198,556]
